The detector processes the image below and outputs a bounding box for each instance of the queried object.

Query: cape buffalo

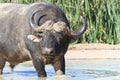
[0,2,87,77]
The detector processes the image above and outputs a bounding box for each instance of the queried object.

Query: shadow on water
[1,60,120,80]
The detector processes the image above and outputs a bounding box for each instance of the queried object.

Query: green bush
[0,0,119,44]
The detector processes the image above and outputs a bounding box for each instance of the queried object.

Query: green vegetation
[0,0,120,44]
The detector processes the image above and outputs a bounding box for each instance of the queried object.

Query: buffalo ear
[27,34,43,42]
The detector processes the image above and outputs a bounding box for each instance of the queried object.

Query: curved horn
[30,10,47,31]
[30,10,55,32]
[30,10,40,31]
[70,16,87,38]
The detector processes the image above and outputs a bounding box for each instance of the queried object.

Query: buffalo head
[27,10,87,57]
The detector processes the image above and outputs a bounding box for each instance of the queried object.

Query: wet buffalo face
[28,30,70,58]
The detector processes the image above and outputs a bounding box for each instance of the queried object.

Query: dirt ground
[65,43,120,60]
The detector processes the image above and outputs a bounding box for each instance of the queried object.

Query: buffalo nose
[43,47,54,55]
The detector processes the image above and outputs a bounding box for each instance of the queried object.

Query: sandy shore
[65,43,120,60]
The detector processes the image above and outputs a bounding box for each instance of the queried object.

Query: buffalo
[0,2,87,77]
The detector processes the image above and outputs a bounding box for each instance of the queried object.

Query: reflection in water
[0,75,4,80]
[52,75,72,80]
[0,74,71,80]
[1,60,120,80]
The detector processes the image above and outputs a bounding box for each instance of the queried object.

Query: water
[1,60,120,80]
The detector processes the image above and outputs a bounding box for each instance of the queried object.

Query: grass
[0,0,120,44]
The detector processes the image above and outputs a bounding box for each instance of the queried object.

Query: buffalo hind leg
[0,59,6,74]
[9,64,16,72]
[52,56,65,75]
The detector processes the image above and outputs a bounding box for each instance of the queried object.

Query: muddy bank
[69,43,120,50]
[65,43,120,60]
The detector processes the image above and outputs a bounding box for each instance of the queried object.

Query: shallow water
[1,59,120,80]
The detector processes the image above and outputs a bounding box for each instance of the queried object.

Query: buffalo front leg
[0,59,5,74]
[32,57,46,77]
[52,56,65,75]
